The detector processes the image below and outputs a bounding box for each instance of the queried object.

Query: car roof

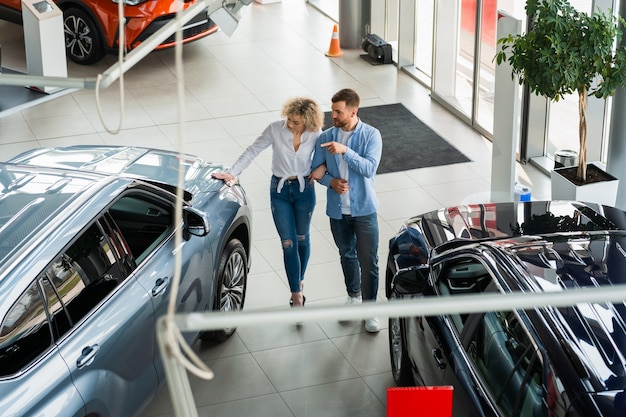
[9,145,198,181]
[7,145,225,198]
[0,163,112,267]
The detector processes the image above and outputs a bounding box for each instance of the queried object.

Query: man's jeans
[330,213,379,301]
[270,176,316,293]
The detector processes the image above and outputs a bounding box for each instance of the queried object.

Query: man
[311,88,383,333]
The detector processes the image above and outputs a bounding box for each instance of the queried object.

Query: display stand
[21,0,67,93]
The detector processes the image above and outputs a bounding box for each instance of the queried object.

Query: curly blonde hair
[281,97,324,132]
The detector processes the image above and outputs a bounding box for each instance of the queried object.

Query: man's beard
[333,118,347,128]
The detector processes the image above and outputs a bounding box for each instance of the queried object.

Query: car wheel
[385,259,396,299]
[200,239,247,342]
[63,8,105,65]
[389,294,415,386]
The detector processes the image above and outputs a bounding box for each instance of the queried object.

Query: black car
[386,201,626,417]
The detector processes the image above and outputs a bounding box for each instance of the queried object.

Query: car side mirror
[391,265,429,296]
[183,206,210,237]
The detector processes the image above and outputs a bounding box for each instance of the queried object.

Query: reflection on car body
[387,201,626,417]
[0,145,251,417]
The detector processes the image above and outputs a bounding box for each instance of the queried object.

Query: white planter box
[551,163,619,206]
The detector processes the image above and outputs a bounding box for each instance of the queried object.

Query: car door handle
[77,344,100,368]
[432,348,446,370]
[152,277,171,297]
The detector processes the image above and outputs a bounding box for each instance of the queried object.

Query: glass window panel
[466,310,543,417]
[475,0,498,133]
[414,0,434,79]
[42,277,72,339]
[433,0,475,118]
[48,222,123,326]
[0,282,52,376]
[545,0,593,161]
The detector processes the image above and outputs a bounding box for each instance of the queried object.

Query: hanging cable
[162,2,214,382]
[94,0,125,134]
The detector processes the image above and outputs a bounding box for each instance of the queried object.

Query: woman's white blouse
[228,120,321,192]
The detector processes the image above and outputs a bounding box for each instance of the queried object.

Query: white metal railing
[156,283,626,416]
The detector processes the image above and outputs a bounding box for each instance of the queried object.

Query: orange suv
[0,0,219,64]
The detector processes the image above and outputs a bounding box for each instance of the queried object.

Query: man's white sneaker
[339,296,362,323]
[365,318,381,333]
[346,295,362,305]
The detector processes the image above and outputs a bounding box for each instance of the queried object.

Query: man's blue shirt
[312,120,382,219]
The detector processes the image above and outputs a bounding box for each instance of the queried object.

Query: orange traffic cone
[325,24,343,57]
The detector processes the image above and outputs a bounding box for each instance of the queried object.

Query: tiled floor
[0,2,551,416]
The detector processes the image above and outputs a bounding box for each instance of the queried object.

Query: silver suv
[0,145,251,417]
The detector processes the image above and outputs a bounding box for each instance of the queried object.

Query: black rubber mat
[324,103,472,174]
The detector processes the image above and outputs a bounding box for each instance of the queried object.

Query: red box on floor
[387,386,453,417]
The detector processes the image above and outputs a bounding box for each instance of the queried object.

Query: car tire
[63,7,105,65]
[200,239,247,342]
[389,293,415,386]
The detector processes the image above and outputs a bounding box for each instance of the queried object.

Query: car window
[466,310,543,417]
[0,281,52,376]
[0,217,132,376]
[436,258,492,332]
[0,190,175,372]
[101,212,136,272]
[44,221,128,333]
[109,193,174,264]
[41,275,72,340]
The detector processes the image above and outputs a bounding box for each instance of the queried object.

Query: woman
[212,97,324,308]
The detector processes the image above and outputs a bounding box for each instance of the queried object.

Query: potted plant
[495,0,626,204]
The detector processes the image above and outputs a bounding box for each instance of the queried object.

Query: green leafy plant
[495,0,626,182]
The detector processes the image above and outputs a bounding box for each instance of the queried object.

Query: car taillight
[547,369,558,417]
[546,367,582,417]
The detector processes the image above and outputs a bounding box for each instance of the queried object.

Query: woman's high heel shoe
[289,295,306,307]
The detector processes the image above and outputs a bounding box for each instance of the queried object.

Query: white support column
[370,0,385,36]
[433,0,460,98]
[606,0,626,210]
[397,0,417,69]
[588,0,617,164]
[491,11,521,202]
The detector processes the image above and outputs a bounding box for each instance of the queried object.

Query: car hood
[8,146,228,195]
[511,232,626,397]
